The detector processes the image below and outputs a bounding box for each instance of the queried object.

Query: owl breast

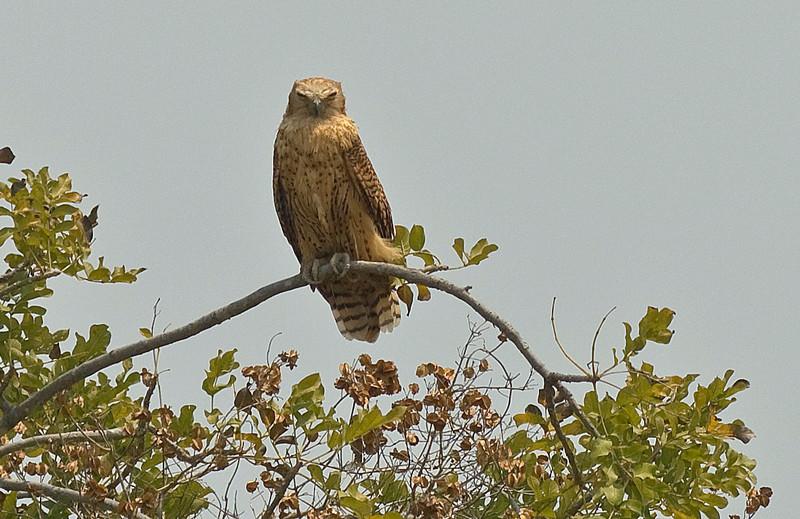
[275,130,358,259]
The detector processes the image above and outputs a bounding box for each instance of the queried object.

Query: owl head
[286,77,346,118]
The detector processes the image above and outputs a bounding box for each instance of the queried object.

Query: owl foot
[302,258,325,285]
[330,253,351,278]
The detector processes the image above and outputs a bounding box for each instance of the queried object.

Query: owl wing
[273,137,303,263]
[343,137,395,240]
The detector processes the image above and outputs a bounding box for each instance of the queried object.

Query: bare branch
[548,372,597,383]
[0,477,151,519]
[0,427,128,458]
[0,272,308,434]
[550,298,590,376]
[0,260,600,438]
[591,306,616,379]
[543,383,583,489]
[349,262,548,381]
[348,262,601,436]
[261,462,301,519]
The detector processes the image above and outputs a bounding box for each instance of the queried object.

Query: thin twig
[0,269,60,300]
[550,298,590,376]
[0,428,129,457]
[590,306,616,379]
[0,477,151,519]
[348,262,601,436]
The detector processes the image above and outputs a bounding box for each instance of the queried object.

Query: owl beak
[312,98,322,116]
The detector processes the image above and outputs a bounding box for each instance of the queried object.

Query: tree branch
[0,270,60,300]
[0,428,128,458]
[0,272,308,434]
[261,462,302,519]
[0,267,27,285]
[106,378,158,490]
[0,260,599,438]
[0,368,14,414]
[544,383,585,491]
[347,262,601,436]
[0,478,151,519]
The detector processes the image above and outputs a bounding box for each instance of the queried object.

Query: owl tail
[319,277,401,343]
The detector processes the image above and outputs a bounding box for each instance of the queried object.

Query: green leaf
[623,321,645,357]
[327,430,343,450]
[393,225,409,253]
[469,238,489,258]
[411,250,437,266]
[383,405,406,424]
[72,324,112,362]
[409,224,425,251]
[202,348,239,397]
[0,227,14,247]
[325,471,342,490]
[466,239,499,265]
[397,284,413,315]
[50,204,78,219]
[308,464,325,484]
[513,412,546,427]
[602,484,625,506]
[139,327,153,339]
[162,480,211,517]
[1,491,17,513]
[345,407,383,443]
[639,306,675,344]
[204,408,222,424]
[175,405,197,436]
[87,267,111,282]
[723,378,750,398]
[697,492,727,509]
[53,221,75,233]
[588,438,613,459]
[632,463,656,479]
[416,284,431,301]
[291,373,322,399]
[339,495,372,518]
[380,480,409,505]
[452,237,466,264]
[345,405,405,444]
[288,373,324,419]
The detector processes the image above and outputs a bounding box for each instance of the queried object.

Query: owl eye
[325,91,338,99]
[296,91,308,98]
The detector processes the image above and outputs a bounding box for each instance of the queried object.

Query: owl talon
[302,259,325,285]
[330,253,351,278]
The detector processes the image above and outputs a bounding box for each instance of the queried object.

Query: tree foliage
[0,162,770,518]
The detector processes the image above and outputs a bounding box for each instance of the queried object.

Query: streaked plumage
[273,77,401,342]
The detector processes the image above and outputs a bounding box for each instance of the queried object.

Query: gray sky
[2,3,797,517]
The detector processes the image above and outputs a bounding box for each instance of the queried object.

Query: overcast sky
[2,3,797,517]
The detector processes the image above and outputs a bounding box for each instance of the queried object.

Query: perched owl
[272,77,401,342]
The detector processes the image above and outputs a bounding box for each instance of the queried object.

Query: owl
[273,77,401,342]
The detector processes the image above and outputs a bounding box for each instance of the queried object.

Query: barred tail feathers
[320,279,401,343]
